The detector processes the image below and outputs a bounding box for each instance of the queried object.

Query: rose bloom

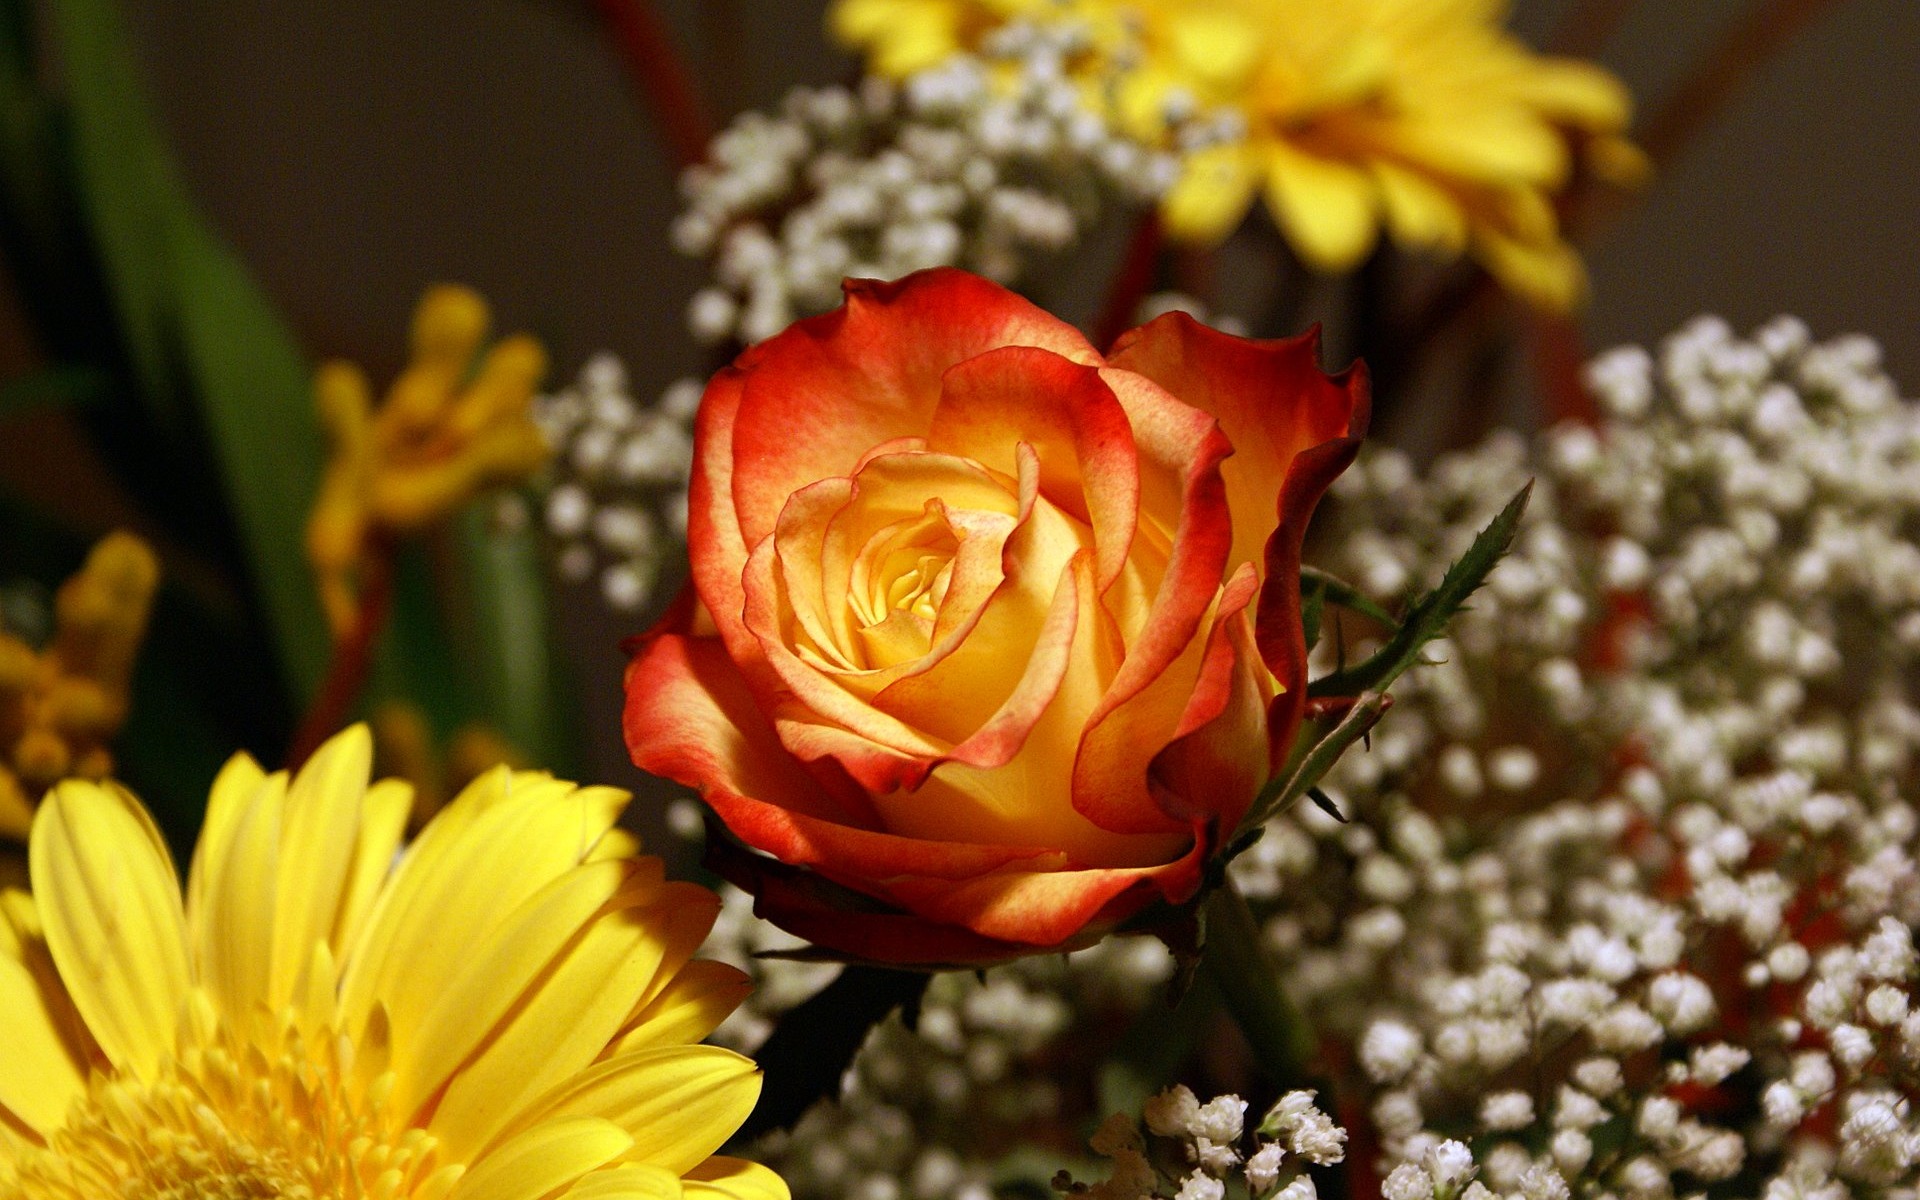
[625,269,1366,964]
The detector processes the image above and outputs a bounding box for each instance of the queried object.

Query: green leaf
[451,503,572,768]
[371,542,473,739]
[1301,565,1400,629]
[168,224,331,695]
[1307,482,1531,699]
[45,0,331,696]
[43,0,196,429]
[0,364,111,417]
[1300,577,1325,652]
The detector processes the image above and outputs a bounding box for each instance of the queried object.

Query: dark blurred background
[23,0,1920,795]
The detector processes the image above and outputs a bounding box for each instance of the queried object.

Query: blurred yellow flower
[306,285,550,641]
[1,725,781,1200]
[371,699,528,832]
[0,531,158,845]
[831,0,1646,309]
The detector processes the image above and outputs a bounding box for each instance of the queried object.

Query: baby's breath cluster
[533,353,698,613]
[1058,1086,1346,1200]
[1233,316,1920,1199]
[673,21,1177,346]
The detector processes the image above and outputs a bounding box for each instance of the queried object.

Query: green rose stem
[1201,881,1316,1088]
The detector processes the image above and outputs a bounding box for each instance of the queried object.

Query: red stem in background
[1636,0,1846,170]
[595,0,716,172]
[1093,212,1164,348]
[1533,313,1600,426]
[287,542,395,769]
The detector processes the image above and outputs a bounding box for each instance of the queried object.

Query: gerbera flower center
[8,1012,450,1200]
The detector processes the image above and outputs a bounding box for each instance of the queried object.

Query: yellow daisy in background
[831,0,1646,309]
[0,725,784,1200]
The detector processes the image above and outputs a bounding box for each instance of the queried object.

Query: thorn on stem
[1307,787,1348,823]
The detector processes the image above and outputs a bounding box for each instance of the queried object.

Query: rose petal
[1105,316,1370,585]
[880,837,1209,947]
[727,271,1099,551]
[1149,563,1268,834]
[626,630,1052,882]
[624,629,880,831]
[926,346,1140,592]
[1105,315,1369,758]
[1070,369,1238,836]
[1258,433,1367,762]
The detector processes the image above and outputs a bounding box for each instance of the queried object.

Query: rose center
[843,503,963,669]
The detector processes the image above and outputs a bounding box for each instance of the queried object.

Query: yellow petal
[1263,141,1379,271]
[297,940,339,1040]
[1474,226,1586,312]
[427,882,721,1158]
[195,771,284,1031]
[605,960,753,1056]
[0,950,87,1131]
[684,1157,792,1200]
[1390,112,1567,187]
[394,859,651,1116]
[185,752,267,938]
[330,776,412,955]
[0,770,34,842]
[270,725,373,1012]
[1165,8,1264,92]
[449,1117,633,1200]
[586,828,644,865]
[411,284,491,377]
[503,1046,764,1175]
[1586,134,1652,189]
[337,778,629,1042]
[1372,161,1468,256]
[563,1163,685,1200]
[1160,142,1260,246]
[1521,58,1632,130]
[28,780,190,1076]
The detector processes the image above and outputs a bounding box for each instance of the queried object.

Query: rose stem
[735,965,932,1142]
[1201,881,1316,1089]
[595,0,716,172]
[287,538,395,769]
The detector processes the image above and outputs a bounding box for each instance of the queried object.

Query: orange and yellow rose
[624,269,1366,963]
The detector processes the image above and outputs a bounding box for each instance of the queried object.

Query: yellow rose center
[856,509,957,626]
[6,1015,456,1200]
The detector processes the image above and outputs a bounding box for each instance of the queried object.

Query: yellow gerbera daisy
[831,0,1646,309]
[0,725,785,1200]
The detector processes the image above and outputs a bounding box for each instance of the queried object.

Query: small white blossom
[1480,1092,1535,1132]
[1382,1164,1435,1200]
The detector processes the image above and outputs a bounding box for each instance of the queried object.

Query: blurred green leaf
[44,0,330,696]
[372,543,472,740]
[42,0,192,429]
[453,503,571,769]
[168,224,330,696]
[0,364,110,417]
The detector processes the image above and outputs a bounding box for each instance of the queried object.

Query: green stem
[1202,883,1315,1088]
